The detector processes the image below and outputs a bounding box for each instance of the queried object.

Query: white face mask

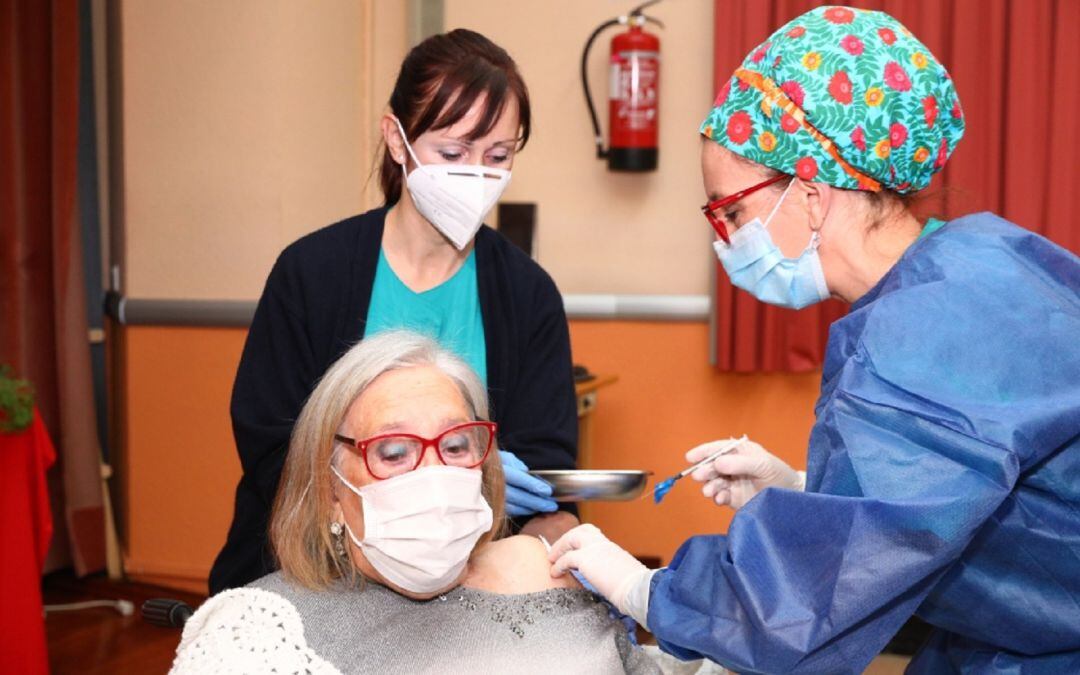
[393,118,511,250]
[331,463,494,594]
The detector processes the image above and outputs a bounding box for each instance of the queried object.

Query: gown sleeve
[646,341,1021,674]
[230,251,320,499]
[495,271,578,474]
[210,250,324,592]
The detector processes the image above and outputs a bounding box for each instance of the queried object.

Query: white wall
[119,1,715,299]
[445,0,715,294]
[120,0,405,299]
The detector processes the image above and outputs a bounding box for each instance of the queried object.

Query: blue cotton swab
[651,476,678,504]
[652,436,747,504]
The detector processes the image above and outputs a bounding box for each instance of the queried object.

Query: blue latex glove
[499,450,558,517]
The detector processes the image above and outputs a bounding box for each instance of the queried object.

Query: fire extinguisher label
[610,50,660,133]
[609,62,624,102]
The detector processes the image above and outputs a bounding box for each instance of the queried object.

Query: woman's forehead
[427,94,520,144]
[702,142,761,200]
[346,367,469,433]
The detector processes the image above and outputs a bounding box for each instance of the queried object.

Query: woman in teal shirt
[211,29,578,593]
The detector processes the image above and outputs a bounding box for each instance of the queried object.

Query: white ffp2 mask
[331,464,493,594]
[394,118,511,250]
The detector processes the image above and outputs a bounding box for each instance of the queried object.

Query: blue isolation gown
[647,213,1080,674]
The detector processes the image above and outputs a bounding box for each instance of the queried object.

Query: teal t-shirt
[364,248,487,384]
[919,217,947,240]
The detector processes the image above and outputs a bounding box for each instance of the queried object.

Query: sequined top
[234,571,659,674]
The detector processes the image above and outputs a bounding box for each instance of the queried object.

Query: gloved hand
[548,524,650,617]
[686,437,806,509]
[500,450,558,517]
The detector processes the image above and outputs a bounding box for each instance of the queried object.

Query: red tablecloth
[0,410,55,674]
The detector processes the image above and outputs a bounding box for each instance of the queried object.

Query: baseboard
[123,557,209,596]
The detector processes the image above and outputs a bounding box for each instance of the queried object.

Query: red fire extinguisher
[582,1,664,172]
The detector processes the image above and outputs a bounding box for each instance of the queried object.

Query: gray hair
[313,330,490,467]
[270,329,503,588]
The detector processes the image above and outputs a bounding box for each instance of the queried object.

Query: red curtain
[0,412,56,674]
[1,0,105,575]
[712,0,1080,372]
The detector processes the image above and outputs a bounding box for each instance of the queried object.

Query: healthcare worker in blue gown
[549,7,1080,674]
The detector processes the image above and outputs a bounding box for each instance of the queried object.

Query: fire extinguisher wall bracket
[581,4,663,173]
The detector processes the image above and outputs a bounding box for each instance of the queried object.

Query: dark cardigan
[209,208,578,593]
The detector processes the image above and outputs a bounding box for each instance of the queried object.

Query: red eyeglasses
[334,421,496,480]
[701,173,789,244]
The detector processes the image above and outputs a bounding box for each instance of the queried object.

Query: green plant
[0,365,35,433]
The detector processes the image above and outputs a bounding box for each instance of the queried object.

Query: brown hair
[378,28,531,205]
[269,331,507,590]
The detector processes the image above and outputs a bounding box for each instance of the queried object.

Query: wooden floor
[43,571,205,675]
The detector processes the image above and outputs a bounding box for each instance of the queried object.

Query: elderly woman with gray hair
[171,331,658,674]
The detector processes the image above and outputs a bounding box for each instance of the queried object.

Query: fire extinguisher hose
[581,17,622,160]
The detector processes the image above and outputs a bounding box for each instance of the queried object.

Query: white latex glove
[686,437,806,509]
[548,524,651,618]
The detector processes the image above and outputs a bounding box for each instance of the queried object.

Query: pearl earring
[329,521,347,558]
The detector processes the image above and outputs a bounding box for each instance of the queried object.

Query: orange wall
[120,321,819,592]
[120,326,245,593]
[569,321,818,561]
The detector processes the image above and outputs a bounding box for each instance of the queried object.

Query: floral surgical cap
[701,6,964,193]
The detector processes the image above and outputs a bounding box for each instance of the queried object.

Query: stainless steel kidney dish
[528,470,651,501]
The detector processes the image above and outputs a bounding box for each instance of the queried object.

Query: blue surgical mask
[713,180,830,309]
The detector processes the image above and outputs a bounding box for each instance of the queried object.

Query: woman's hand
[500,450,558,517]
[686,437,806,509]
[548,524,649,618]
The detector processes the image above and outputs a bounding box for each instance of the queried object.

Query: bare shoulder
[462,535,582,594]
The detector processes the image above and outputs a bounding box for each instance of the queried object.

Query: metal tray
[529,470,651,502]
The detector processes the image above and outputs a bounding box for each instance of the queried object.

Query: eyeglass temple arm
[704,173,789,245]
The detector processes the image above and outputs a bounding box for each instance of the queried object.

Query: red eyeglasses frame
[334,421,497,480]
[701,173,789,244]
